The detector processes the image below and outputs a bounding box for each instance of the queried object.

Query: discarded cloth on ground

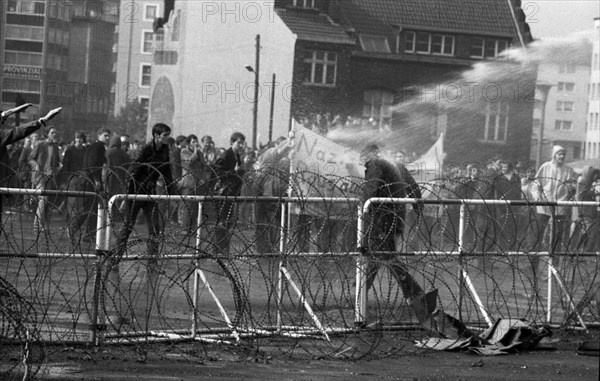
[411,290,551,355]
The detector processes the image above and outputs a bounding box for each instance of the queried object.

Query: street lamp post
[535,83,553,168]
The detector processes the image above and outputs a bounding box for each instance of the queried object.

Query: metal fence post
[191,199,204,338]
[91,199,109,345]
[355,201,367,327]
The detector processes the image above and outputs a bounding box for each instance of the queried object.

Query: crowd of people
[1,106,598,260]
[2,104,599,327]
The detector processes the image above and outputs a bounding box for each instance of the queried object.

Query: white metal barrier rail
[2,187,598,344]
[103,194,361,343]
[356,197,600,331]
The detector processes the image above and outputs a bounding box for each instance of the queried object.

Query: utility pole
[269,73,276,143]
[252,34,261,150]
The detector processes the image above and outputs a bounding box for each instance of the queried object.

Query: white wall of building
[150,0,296,148]
[534,60,590,161]
[114,0,162,116]
[585,18,600,159]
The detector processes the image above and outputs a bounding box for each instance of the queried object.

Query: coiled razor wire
[1,163,599,371]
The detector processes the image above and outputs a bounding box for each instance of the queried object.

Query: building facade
[532,42,592,163]
[1,0,118,137]
[150,0,296,145]
[150,0,534,163]
[1,0,53,123]
[113,0,162,121]
[585,17,600,159]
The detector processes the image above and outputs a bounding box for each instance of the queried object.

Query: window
[5,25,44,41]
[431,35,454,55]
[592,112,600,130]
[470,38,508,59]
[363,89,394,128]
[554,120,573,131]
[415,32,431,53]
[140,64,152,87]
[469,37,484,58]
[4,50,42,66]
[33,1,44,15]
[573,145,581,160]
[557,82,575,92]
[483,102,509,142]
[293,0,315,8]
[359,35,391,53]
[2,78,41,93]
[404,31,454,56]
[404,31,416,52]
[6,1,45,15]
[139,97,149,122]
[304,51,337,86]
[556,101,574,112]
[142,31,154,53]
[144,4,158,21]
[558,63,576,73]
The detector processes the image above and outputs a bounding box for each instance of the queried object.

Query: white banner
[290,122,444,214]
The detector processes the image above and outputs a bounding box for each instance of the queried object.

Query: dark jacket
[0,119,43,186]
[59,144,86,185]
[83,141,107,185]
[362,158,422,235]
[493,172,522,201]
[128,140,175,195]
[105,136,132,196]
[212,147,244,197]
[577,165,599,220]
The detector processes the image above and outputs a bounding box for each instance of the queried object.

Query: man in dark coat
[1,105,61,227]
[360,144,424,299]
[70,128,110,242]
[106,123,176,326]
[212,131,246,255]
[210,131,247,326]
[60,131,87,238]
[112,123,176,261]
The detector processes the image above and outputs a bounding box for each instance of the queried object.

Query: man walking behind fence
[360,144,424,299]
[69,128,110,243]
[107,123,175,325]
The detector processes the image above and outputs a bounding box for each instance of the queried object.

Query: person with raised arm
[1,105,61,225]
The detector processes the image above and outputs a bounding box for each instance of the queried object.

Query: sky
[525,0,600,39]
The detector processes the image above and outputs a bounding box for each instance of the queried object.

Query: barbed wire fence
[1,163,599,377]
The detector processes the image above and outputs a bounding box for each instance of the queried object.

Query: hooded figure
[535,145,576,217]
[105,135,132,199]
[528,145,577,272]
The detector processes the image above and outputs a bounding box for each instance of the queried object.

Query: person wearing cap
[529,145,576,271]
